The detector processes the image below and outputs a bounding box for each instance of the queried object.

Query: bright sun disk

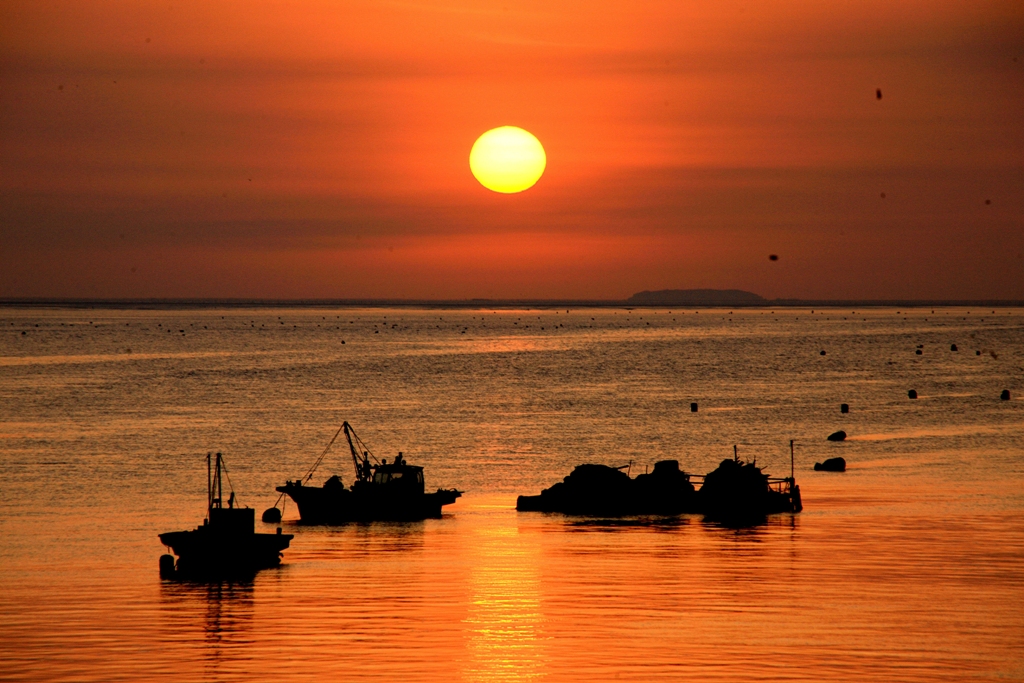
[469,126,546,193]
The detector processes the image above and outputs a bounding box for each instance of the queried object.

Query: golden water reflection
[463,521,546,683]
[3,307,1024,681]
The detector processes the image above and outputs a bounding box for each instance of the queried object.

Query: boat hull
[159,527,293,578]
[516,461,699,516]
[516,459,802,523]
[278,482,461,524]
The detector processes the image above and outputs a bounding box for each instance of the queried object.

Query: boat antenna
[790,440,798,483]
[209,452,223,512]
[208,452,238,511]
[734,444,738,462]
[207,452,212,513]
[216,452,222,509]
[205,452,240,513]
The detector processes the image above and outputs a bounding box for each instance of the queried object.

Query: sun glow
[469,127,546,194]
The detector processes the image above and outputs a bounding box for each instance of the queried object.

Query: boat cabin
[208,506,256,535]
[369,459,426,494]
[373,465,424,485]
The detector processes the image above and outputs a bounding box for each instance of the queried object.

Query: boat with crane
[270,422,462,524]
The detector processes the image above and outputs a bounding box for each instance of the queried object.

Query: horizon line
[2,297,1023,310]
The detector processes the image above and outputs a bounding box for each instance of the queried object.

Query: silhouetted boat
[698,448,802,523]
[159,452,293,579]
[516,459,699,515]
[517,443,802,523]
[273,422,462,524]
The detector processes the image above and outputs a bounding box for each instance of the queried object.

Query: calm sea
[1,306,1021,682]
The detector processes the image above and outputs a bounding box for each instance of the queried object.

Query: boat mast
[343,422,366,482]
[207,452,212,515]
[790,440,795,481]
[207,452,223,511]
[342,422,378,483]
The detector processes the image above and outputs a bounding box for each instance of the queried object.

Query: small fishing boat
[271,422,462,524]
[159,452,293,579]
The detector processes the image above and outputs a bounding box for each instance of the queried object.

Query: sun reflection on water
[463,524,546,683]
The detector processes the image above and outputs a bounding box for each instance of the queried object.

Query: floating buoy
[840,403,849,414]
[690,402,698,412]
[820,350,826,356]
[827,430,847,442]
[915,349,922,355]
[950,344,958,351]
[814,457,847,472]
[908,389,918,399]
[1001,390,1011,401]
[976,350,982,356]
[262,507,282,523]
[159,554,176,579]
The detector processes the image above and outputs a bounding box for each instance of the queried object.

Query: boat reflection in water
[272,422,462,524]
[159,579,255,680]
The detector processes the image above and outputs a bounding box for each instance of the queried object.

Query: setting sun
[469,126,546,194]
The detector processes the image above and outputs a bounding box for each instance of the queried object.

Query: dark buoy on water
[976,350,982,356]
[1001,390,1011,401]
[950,344,958,352]
[820,350,826,356]
[814,457,846,472]
[159,554,176,579]
[908,389,918,399]
[690,402,698,412]
[915,349,923,355]
[840,403,849,414]
[827,430,847,442]
[262,507,282,523]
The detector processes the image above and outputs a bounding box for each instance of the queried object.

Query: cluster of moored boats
[159,422,803,580]
[517,450,800,519]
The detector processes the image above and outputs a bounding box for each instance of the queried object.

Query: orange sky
[1,0,1022,299]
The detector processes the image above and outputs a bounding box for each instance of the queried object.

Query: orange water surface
[1,307,1022,682]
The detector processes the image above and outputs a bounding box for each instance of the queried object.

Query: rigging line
[220,455,240,508]
[346,423,380,465]
[303,423,346,483]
